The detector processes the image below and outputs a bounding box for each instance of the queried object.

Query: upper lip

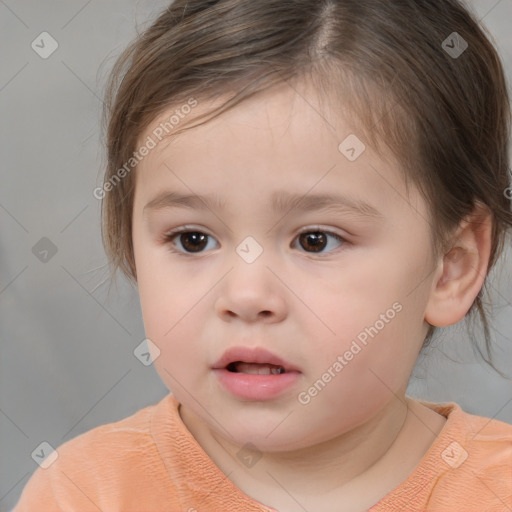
[212,346,300,372]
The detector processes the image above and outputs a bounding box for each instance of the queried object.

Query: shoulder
[427,401,512,510]
[53,395,160,468]
[373,401,512,511]
[13,394,180,511]
[433,401,512,463]
[459,406,512,484]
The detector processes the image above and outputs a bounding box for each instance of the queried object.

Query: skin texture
[131,78,492,511]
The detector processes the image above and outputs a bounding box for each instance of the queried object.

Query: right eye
[163,227,219,255]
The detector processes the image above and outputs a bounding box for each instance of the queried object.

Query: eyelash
[161,225,348,257]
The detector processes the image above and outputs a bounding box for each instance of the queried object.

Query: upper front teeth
[234,362,285,374]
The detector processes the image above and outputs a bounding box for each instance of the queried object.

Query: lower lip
[213,369,301,401]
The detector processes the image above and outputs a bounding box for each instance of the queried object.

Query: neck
[180,395,413,495]
[252,398,409,490]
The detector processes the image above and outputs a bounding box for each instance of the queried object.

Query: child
[14,0,512,510]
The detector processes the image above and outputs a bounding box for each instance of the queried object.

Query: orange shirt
[13,393,512,511]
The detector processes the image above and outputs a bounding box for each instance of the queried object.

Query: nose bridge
[224,234,273,292]
[215,233,287,321]
[235,234,266,266]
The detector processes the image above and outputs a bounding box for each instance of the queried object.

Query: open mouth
[214,348,300,400]
[226,362,286,375]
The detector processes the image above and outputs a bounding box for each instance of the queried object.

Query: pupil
[300,232,326,252]
[181,232,207,252]
[180,231,327,253]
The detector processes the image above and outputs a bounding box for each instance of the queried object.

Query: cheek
[303,280,420,402]
[134,255,195,350]
[301,317,414,429]
[142,279,209,394]
[310,266,402,345]
[139,280,201,347]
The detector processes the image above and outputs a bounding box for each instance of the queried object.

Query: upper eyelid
[165,225,216,240]
[164,225,347,238]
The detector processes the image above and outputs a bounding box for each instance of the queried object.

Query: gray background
[1,1,511,510]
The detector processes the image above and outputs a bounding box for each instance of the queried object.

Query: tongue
[233,362,284,375]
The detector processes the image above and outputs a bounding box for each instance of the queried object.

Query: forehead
[133,80,425,223]
[137,78,361,156]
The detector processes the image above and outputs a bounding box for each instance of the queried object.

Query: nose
[214,251,287,324]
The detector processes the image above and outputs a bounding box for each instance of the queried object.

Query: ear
[425,203,493,327]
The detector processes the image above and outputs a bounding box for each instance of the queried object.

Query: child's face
[132,80,440,451]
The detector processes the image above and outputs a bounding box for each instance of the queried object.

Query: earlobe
[424,203,493,328]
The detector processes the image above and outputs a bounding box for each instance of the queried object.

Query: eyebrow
[143,190,384,220]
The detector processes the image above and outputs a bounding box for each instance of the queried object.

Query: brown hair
[100,0,511,375]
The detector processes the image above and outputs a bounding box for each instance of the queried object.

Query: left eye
[293,229,345,254]
[163,227,346,255]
